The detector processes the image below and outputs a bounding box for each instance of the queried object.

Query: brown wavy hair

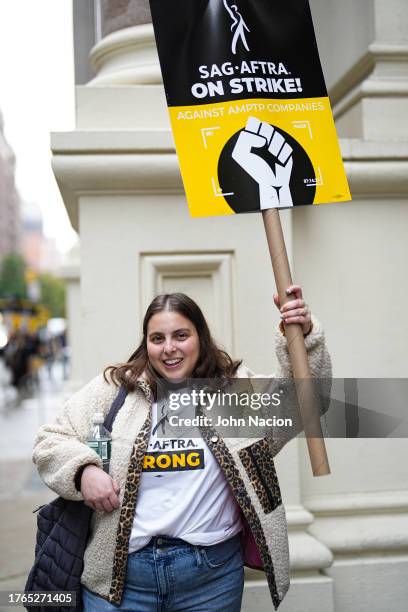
[104,293,241,396]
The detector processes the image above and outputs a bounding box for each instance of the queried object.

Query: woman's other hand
[80,465,120,513]
[273,285,312,336]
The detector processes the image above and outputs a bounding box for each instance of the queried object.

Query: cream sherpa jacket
[33,317,331,610]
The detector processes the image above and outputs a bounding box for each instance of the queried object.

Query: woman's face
[146,310,200,380]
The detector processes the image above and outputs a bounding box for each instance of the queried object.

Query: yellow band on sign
[169,97,350,217]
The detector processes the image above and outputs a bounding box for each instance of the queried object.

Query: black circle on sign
[218,124,316,213]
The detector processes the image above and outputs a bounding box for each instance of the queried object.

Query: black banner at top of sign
[150,0,328,107]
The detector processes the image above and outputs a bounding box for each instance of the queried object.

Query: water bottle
[87,412,112,473]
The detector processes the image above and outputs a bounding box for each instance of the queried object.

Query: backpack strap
[103,385,128,432]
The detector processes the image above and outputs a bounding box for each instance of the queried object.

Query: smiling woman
[32,290,331,611]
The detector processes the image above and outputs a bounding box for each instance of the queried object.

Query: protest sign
[150,0,351,217]
[150,0,336,475]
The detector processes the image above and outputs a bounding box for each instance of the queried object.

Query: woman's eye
[176,332,188,340]
[151,336,163,343]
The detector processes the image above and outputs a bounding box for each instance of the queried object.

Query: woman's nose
[163,338,176,353]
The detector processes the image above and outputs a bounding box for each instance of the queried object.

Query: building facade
[54,1,408,610]
[0,110,21,258]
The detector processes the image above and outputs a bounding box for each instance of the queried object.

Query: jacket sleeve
[273,315,332,380]
[32,374,118,501]
[246,315,332,458]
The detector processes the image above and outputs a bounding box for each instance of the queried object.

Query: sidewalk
[0,466,53,596]
[0,371,68,610]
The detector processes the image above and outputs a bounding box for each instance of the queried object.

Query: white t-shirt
[128,401,242,552]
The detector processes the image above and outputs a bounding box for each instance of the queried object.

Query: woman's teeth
[163,358,183,366]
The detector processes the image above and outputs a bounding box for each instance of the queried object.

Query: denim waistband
[145,533,241,550]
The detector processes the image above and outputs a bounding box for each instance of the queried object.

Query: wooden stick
[262,208,330,477]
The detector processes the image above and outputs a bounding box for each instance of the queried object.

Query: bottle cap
[92,412,104,424]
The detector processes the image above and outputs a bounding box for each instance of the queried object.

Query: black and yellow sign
[0,299,50,333]
[150,0,351,216]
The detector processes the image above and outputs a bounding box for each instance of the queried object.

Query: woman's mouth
[162,358,184,369]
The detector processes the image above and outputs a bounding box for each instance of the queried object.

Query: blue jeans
[82,534,244,611]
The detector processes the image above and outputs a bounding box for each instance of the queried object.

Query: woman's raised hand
[80,465,120,513]
[273,285,312,336]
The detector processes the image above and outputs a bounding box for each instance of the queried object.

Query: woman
[33,287,331,611]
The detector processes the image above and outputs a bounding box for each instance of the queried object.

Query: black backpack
[24,386,128,612]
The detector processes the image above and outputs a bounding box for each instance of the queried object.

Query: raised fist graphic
[232,117,294,209]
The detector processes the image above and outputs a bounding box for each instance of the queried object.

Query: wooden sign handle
[262,208,330,477]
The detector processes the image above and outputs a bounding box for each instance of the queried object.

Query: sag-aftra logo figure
[223,0,250,54]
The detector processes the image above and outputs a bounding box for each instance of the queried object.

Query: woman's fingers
[109,491,120,510]
[275,289,304,310]
[286,285,303,300]
[86,494,117,513]
[276,285,312,335]
[280,298,305,314]
[281,308,308,320]
[101,498,114,513]
[283,315,308,324]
